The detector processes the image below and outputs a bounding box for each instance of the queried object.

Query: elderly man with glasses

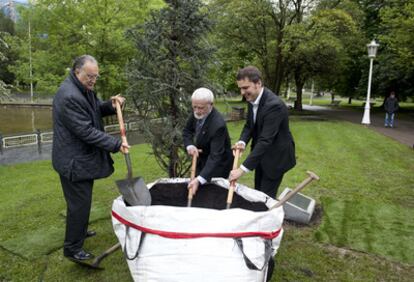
[52,54,129,263]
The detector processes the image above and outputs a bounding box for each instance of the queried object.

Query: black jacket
[183,108,233,181]
[52,71,121,182]
[240,88,296,179]
[384,97,399,114]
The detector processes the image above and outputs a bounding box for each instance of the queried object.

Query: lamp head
[367,39,379,58]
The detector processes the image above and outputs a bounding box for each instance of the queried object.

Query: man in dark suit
[229,66,296,282]
[183,87,233,195]
[229,66,296,198]
[52,55,129,262]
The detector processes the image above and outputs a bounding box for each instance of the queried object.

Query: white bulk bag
[112,178,284,282]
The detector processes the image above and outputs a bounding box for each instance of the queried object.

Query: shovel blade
[115,177,151,206]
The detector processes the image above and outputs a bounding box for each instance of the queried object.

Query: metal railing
[0,120,145,154]
[2,133,38,148]
[40,132,53,143]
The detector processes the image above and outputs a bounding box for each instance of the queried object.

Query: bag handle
[123,225,146,260]
[234,237,273,271]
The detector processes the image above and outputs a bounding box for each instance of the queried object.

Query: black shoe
[86,230,96,238]
[65,249,94,261]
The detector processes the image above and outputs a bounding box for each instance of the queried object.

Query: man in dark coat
[52,55,128,261]
[229,66,296,198]
[183,87,233,195]
[384,91,399,128]
[228,66,296,282]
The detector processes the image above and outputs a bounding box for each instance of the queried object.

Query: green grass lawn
[0,120,413,281]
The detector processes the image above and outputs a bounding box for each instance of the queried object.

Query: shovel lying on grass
[73,100,152,270]
[271,171,319,209]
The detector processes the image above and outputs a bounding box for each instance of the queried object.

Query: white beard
[194,113,205,120]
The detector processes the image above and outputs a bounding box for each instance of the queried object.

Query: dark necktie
[195,119,203,138]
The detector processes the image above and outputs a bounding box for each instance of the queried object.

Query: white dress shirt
[239,87,264,173]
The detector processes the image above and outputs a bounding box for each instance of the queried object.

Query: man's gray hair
[72,55,98,72]
[191,87,214,103]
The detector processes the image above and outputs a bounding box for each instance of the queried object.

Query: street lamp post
[361,39,379,125]
[29,18,34,103]
[309,80,314,106]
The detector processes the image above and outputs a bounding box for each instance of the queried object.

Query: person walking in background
[52,55,129,262]
[183,87,233,195]
[384,91,399,128]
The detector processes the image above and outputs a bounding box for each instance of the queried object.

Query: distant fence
[0,120,145,155]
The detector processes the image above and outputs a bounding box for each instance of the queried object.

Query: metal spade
[114,100,151,207]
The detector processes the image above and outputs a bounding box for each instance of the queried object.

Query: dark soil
[150,182,268,212]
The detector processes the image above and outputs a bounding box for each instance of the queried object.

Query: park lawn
[0,120,413,281]
[214,96,245,116]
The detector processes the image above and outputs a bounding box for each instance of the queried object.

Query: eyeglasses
[86,73,100,81]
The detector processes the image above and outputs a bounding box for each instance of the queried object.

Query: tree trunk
[294,69,304,111]
[294,84,304,110]
[273,48,284,95]
[273,26,285,95]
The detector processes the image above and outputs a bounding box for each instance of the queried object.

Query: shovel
[74,100,152,270]
[226,148,241,209]
[187,151,199,207]
[114,100,151,207]
[68,243,121,270]
[271,171,319,209]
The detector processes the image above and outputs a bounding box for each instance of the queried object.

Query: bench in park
[230,106,245,121]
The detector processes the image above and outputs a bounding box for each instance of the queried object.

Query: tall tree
[209,0,275,93]
[126,0,214,177]
[282,2,358,109]
[317,0,365,103]
[0,11,16,86]
[0,32,11,100]
[377,2,414,100]
[8,0,162,97]
[210,0,320,96]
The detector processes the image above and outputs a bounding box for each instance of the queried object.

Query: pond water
[0,105,145,145]
[0,105,53,135]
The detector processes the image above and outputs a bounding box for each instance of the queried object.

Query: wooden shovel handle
[91,242,121,268]
[187,149,202,206]
[271,171,319,209]
[187,154,198,204]
[226,148,241,209]
[115,100,129,153]
[190,153,198,180]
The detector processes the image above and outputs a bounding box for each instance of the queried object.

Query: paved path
[302,105,414,148]
[0,144,52,165]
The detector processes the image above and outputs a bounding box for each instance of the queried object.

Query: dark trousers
[254,165,284,198]
[59,175,94,256]
[255,165,280,281]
